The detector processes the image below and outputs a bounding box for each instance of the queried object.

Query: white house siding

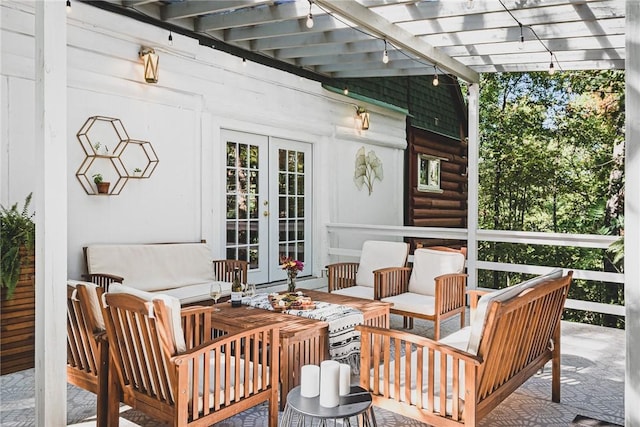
[0,1,407,282]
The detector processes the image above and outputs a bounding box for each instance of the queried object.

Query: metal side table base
[282,386,377,427]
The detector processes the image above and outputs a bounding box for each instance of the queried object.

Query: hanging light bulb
[242,58,247,67]
[466,0,474,9]
[432,68,439,86]
[306,1,314,29]
[519,23,524,43]
[382,40,389,64]
[66,0,71,13]
[168,31,173,46]
[548,53,555,75]
[343,87,349,95]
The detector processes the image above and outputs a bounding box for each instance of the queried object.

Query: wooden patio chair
[376,247,467,340]
[327,240,409,300]
[66,281,120,426]
[101,289,280,427]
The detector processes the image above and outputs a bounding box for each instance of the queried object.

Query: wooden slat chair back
[357,272,572,427]
[102,292,280,427]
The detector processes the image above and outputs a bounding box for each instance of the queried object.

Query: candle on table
[319,360,340,408]
[300,364,320,398]
[339,363,351,396]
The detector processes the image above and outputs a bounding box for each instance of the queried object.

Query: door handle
[263,210,269,217]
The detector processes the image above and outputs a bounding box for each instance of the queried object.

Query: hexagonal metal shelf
[75,116,158,195]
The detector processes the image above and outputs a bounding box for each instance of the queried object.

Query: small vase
[287,273,297,293]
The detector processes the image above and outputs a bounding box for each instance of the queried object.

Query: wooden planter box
[1,247,35,375]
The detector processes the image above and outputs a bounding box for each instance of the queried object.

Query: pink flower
[280,256,304,274]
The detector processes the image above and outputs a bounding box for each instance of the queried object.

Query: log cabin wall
[406,124,468,251]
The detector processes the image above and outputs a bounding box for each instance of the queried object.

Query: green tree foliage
[477,71,625,328]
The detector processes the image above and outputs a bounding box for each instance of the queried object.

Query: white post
[626,2,640,426]
[466,83,480,289]
[34,1,67,425]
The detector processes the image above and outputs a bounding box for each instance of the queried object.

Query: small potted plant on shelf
[93,173,110,194]
[132,167,142,177]
[93,142,109,156]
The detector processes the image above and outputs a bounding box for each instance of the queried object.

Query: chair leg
[460,310,466,328]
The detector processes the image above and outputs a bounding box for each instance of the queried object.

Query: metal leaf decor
[353,146,383,195]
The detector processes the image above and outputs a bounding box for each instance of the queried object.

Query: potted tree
[93,173,110,194]
[0,193,36,374]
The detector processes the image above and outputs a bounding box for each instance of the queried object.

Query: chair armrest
[356,324,481,419]
[326,262,359,292]
[467,289,490,310]
[82,273,123,291]
[374,267,411,300]
[171,323,281,415]
[434,273,467,315]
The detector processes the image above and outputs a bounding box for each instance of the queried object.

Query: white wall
[0,1,407,282]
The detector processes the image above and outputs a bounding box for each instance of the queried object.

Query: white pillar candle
[300,364,320,398]
[319,360,340,408]
[339,363,351,396]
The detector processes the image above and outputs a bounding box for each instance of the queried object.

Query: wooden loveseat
[83,242,246,304]
[357,269,572,426]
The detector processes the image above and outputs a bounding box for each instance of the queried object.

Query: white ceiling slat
[275,39,384,60]
[458,48,625,66]
[161,0,271,21]
[253,28,369,51]
[473,59,625,73]
[225,14,348,42]
[315,0,479,82]
[196,1,310,31]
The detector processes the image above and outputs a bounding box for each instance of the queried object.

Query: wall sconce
[139,47,159,83]
[356,106,370,130]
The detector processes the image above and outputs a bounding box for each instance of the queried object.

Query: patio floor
[0,285,625,426]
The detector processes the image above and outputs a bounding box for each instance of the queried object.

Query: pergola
[29,1,638,425]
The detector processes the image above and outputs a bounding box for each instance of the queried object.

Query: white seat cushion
[86,243,215,292]
[466,268,564,355]
[438,326,471,351]
[333,285,375,300]
[161,281,232,305]
[355,241,409,288]
[407,249,465,296]
[109,283,187,354]
[68,280,106,331]
[381,293,435,316]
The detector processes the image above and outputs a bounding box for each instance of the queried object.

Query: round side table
[281,385,377,427]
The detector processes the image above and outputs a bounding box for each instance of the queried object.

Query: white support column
[466,83,480,289]
[626,2,640,426]
[34,1,67,425]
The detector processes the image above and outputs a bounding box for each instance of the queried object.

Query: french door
[222,130,312,284]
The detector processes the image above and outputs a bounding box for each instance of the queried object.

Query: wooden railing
[326,223,624,317]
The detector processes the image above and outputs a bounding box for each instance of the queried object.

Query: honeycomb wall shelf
[75,116,159,195]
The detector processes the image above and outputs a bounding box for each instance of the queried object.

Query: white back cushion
[466,268,564,355]
[407,249,465,296]
[86,243,214,292]
[109,284,187,354]
[68,280,105,331]
[355,241,409,288]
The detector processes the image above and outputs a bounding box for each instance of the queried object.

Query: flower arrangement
[280,256,303,293]
[280,256,304,277]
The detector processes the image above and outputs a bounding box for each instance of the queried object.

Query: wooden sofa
[357,269,572,426]
[83,242,247,304]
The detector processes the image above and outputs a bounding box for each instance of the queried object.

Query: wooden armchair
[101,290,280,427]
[327,240,409,300]
[358,271,572,426]
[66,281,120,427]
[377,248,467,340]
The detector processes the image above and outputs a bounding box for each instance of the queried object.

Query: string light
[519,23,524,43]
[343,87,349,95]
[306,0,314,29]
[432,67,439,86]
[548,53,555,75]
[66,0,71,13]
[242,58,247,67]
[382,40,389,64]
[168,31,173,46]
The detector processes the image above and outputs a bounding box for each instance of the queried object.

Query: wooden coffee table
[209,289,391,409]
